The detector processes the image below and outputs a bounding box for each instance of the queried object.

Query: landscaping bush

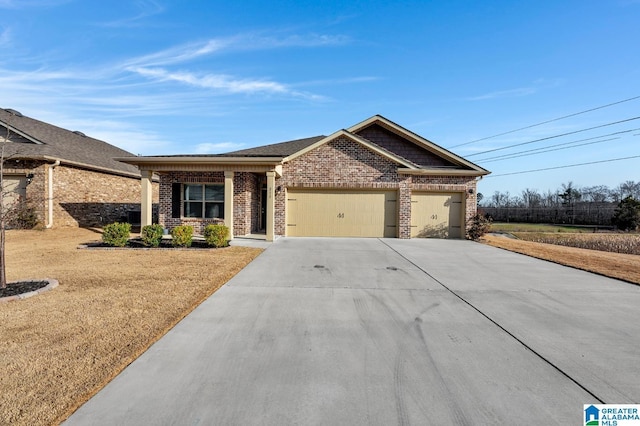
[8,200,39,229]
[171,225,193,247]
[204,224,229,248]
[141,224,164,247]
[102,222,131,247]
[467,213,492,240]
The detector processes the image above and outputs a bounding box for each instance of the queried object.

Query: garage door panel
[287,189,397,237]
[411,192,463,238]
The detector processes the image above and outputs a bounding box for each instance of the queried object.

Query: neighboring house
[0,108,158,228]
[119,115,489,241]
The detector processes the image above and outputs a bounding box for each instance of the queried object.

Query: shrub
[171,225,193,247]
[467,213,492,240]
[204,224,229,248]
[8,200,39,229]
[141,224,164,247]
[102,222,131,247]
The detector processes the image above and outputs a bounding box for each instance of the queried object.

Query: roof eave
[115,156,285,166]
[398,168,491,177]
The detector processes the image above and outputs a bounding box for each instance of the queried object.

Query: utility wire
[476,127,640,162]
[480,137,619,163]
[485,155,640,177]
[467,116,640,157]
[450,94,640,148]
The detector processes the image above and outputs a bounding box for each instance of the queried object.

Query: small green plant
[102,222,131,247]
[204,224,229,248]
[467,213,492,240]
[171,225,193,247]
[141,224,164,247]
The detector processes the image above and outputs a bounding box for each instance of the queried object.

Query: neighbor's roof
[0,108,141,178]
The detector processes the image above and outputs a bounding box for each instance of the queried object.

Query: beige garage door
[411,192,463,238]
[287,189,397,237]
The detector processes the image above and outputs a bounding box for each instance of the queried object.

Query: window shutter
[171,183,181,218]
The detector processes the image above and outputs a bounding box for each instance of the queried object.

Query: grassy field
[512,232,640,255]
[0,228,262,426]
[490,222,595,233]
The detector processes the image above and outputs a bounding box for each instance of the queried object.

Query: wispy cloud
[0,27,11,47]
[467,87,538,101]
[97,0,166,28]
[128,66,325,100]
[123,33,349,68]
[194,142,243,154]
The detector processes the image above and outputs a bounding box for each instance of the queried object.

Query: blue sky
[1,0,639,198]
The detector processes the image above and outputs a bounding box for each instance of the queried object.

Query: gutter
[45,160,60,229]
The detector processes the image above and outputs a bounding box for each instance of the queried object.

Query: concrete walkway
[64,238,640,425]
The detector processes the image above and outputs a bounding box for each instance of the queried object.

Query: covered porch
[117,156,283,242]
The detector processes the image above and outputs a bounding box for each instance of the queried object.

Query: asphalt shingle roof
[0,108,140,177]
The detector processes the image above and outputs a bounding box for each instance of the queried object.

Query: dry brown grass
[0,228,262,426]
[512,232,640,255]
[483,234,640,285]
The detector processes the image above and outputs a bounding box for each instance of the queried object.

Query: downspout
[45,160,60,229]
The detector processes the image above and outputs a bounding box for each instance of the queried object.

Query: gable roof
[221,136,326,157]
[0,108,141,178]
[348,115,489,174]
[118,114,489,177]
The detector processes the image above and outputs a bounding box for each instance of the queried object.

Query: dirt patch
[0,228,262,426]
[482,234,640,285]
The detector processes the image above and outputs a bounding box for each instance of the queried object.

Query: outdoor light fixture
[468,188,474,194]
[26,173,34,185]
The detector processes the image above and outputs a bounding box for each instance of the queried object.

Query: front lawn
[0,228,262,426]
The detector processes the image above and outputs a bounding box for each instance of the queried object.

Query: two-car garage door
[286,189,464,238]
[287,189,397,237]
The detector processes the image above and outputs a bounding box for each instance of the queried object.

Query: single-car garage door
[287,189,397,237]
[411,192,463,238]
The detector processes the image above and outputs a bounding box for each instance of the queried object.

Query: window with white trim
[183,184,224,219]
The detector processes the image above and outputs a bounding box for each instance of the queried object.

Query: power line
[467,116,640,157]
[450,94,640,148]
[479,137,619,163]
[484,155,640,177]
[476,127,640,162]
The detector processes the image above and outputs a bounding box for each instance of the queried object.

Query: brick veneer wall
[159,171,262,236]
[277,137,478,238]
[2,161,159,228]
[52,165,159,227]
[356,124,452,168]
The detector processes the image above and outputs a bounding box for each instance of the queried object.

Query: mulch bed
[82,238,223,250]
[0,280,50,298]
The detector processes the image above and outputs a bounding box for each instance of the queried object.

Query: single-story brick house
[0,108,158,228]
[118,115,489,240]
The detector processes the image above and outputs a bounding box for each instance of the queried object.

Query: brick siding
[3,161,159,228]
[278,137,478,238]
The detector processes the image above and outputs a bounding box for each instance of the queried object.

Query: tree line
[479,180,640,226]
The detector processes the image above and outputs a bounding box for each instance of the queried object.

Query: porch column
[224,171,234,240]
[266,171,276,242]
[141,170,154,227]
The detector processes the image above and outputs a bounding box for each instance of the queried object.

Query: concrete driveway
[64,238,640,425]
